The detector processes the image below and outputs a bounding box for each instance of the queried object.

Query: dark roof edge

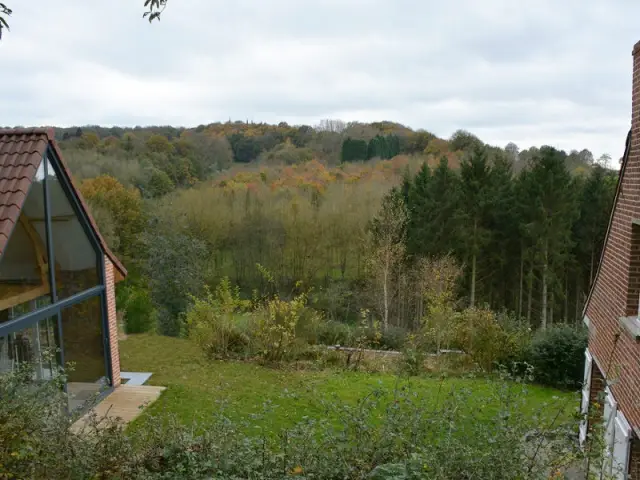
[582,128,632,320]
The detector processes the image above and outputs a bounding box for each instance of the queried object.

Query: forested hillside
[37,120,617,336]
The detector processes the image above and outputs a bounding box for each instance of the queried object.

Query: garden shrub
[185,278,252,359]
[526,325,588,389]
[293,303,326,345]
[0,363,131,479]
[421,301,456,354]
[317,320,354,346]
[312,321,405,351]
[123,285,157,334]
[377,325,408,350]
[157,308,182,338]
[453,307,530,371]
[311,279,358,323]
[400,333,427,376]
[253,288,323,362]
[2,360,606,480]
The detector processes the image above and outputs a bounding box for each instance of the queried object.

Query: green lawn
[119,334,578,431]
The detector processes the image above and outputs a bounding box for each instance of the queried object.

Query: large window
[0,315,59,380]
[46,158,101,300]
[61,295,106,384]
[0,160,51,321]
[61,295,107,410]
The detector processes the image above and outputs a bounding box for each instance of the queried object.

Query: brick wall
[627,224,640,315]
[585,40,640,433]
[105,256,121,387]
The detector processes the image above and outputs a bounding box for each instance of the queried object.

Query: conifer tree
[459,145,493,307]
[522,147,577,329]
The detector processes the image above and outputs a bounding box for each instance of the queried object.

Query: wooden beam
[24,215,75,222]
[0,284,50,311]
[18,215,49,285]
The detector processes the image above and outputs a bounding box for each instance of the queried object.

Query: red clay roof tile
[0,218,15,240]
[0,128,127,279]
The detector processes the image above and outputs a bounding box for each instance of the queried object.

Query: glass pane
[0,296,52,325]
[46,156,101,300]
[0,316,59,381]
[0,159,51,321]
[61,295,106,386]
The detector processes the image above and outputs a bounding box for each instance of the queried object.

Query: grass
[119,334,578,432]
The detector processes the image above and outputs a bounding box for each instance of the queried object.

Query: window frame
[0,146,113,391]
[579,348,592,447]
[612,411,631,480]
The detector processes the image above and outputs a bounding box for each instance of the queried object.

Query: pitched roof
[0,128,127,280]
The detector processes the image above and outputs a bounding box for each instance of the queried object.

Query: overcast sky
[1,1,639,159]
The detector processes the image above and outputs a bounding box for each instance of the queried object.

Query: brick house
[0,128,126,410]
[582,40,640,479]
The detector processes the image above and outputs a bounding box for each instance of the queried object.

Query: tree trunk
[526,264,533,326]
[488,283,493,310]
[575,276,581,325]
[399,273,405,328]
[564,275,569,323]
[470,219,477,308]
[340,253,347,279]
[518,249,524,319]
[383,262,389,331]
[470,253,477,308]
[541,239,549,330]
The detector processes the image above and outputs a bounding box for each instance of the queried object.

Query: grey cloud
[1,0,639,159]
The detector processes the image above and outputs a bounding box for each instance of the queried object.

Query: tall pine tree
[459,145,493,307]
[522,147,577,329]
[406,157,462,259]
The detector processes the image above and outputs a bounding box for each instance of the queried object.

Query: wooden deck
[71,384,165,433]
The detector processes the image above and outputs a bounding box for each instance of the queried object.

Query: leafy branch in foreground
[2,358,591,479]
[0,0,168,40]
[143,0,169,22]
[0,3,11,40]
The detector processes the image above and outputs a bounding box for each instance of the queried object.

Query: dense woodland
[28,120,617,337]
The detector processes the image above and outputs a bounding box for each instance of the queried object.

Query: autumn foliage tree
[366,188,407,331]
[411,255,463,353]
[79,175,145,262]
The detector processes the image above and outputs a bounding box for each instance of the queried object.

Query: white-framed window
[612,412,631,480]
[602,388,632,480]
[603,387,618,475]
[579,349,593,446]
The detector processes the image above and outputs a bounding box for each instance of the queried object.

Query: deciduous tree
[367,189,407,330]
[80,175,145,262]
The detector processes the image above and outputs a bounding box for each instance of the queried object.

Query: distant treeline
[12,119,616,334]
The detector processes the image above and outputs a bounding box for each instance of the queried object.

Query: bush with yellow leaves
[185,277,252,359]
[253,286,323,362]
[452,307,530,371]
